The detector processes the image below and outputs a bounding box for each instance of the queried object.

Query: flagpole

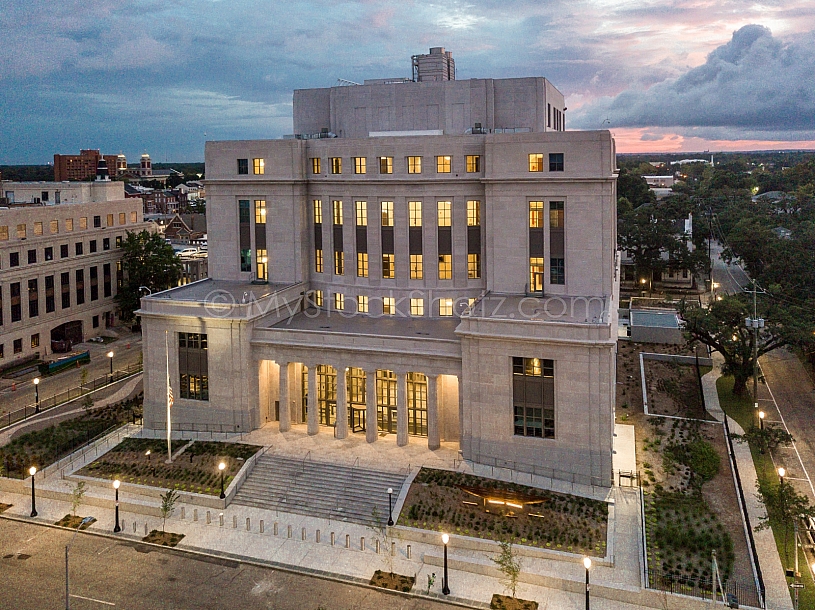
[166,330,172,463]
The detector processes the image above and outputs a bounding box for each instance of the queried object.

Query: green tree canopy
[115,230,182,321]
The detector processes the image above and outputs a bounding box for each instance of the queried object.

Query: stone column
[396,371,408,447]
[427,373,439,450]
[365,370,377,443]
[278,361,290,432]
[307,363,319,436]
[335,365,348,439]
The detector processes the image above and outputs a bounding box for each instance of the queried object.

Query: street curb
[0,513,489,609]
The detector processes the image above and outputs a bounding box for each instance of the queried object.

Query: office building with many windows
[139,55,619,487]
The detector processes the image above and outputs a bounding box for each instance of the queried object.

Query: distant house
[163,213,207,244]
[772,226,792,239]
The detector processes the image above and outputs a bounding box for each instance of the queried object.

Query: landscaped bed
[643,358,713,420]
[399,468,608,556]
[490,594,538,610]
[0,396,142,478]
[143,530,185,547]
[55,515,96,529]
[370,570,414,592]
[77,437,261,495]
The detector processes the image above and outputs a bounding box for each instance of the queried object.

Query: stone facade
[139,73,619,488]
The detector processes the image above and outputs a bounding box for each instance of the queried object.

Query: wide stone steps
[231,454,407,526]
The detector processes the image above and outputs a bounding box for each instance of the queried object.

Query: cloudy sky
[2,0,814,163]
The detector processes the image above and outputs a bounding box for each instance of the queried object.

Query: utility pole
[745,279,765,414]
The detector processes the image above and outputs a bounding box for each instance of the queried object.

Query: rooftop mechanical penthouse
[139,49,620,488]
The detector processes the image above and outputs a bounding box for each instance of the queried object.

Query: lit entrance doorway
[376,370,397,433]
[407,372,428,436]
[301,365,308,422]
[347,367,366,432]
[317,365,336,426]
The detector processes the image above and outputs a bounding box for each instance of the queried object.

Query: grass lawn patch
[78,438,261,495]
[370,570,414,592]
[55,515,96,529]
[490,594,538,610]
[400,468,607,556]
[0,396,142,479]
[142,530,184,547]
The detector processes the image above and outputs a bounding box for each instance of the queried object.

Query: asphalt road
[709,240,752,298]
[0,519,458,610]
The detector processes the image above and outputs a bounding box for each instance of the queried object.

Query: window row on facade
[309,290,473,317]
[0,211,138,241]
[2,236,125,270]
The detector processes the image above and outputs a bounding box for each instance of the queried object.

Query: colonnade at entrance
[274,361,443,450]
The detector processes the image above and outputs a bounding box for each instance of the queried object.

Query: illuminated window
[313,290,323,307]
[357,295,369,313]
[383,297,395,315]
[80,217,87,230]
[466,155,481,173]
[439,298,453,316]
[50,220,59,234]
[332,200,343,225]
[0,226,7,240]
[379,157,393,174]
[66,219,74,231]
[437,201,451,227]
[529,201,544,228]
[313,199,322,224]
[410,298,424,316]
[107,214,114,227]
[34,222,43,236]
[119,213,126,225]
[407,156,422,174]
[130,212,137,223]
[334,292,345,311]
[513,357,555,438]
[467,200,480,226]
[256,249,268,281]
[528,153,544,172]
[354,157,366,174]
[382,254,395,279]
[438,254,452,280]
[253,158,265,174]
[357,252,368,277]
[410,254,423,279]
[254,200,266,224]
[17,224,26,238]
[330,157,342,174]
[468,253,481,279]
[549,153,564,172]
[381,201,394,227]
[334,251,344,275]
[409,201,422,226]
[436,155,451,173]
[311,158,321,174]
[315,249,323,273]
[355,201,367,226]
[530,257,544,292]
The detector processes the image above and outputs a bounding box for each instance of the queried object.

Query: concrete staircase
[231,454,408,527]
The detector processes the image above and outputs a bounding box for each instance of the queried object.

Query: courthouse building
[140,50,620,487]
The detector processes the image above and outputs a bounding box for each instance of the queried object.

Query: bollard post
[233,515,237,529]
[219,513,224,527]
[345,534,350,548]
[375,539,380,554]
[274,522,278,536]
[144,524,148,536]
[246,518,250,531]
[133,521,137,533]
[302,527,306,541]
[287,525,292,539]
[391,541,395,556]
[193,509,198,522]
[316,529,320,543]
[407,544,411,559]
[361,537,365,551]
[206,511,211,524]
[260,520,264,534]
[181,507,185,520]
[331,532,335,546]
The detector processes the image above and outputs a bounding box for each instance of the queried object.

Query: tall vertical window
[436,155,451,173]
[103,264,112,298]
[381,202,394,226]
[50,220,59,234]
[239,200,251,272]
[60,244,68,258]
[45,275,55,313]
[438,255,452,280]
[330,157,342,174]
[61,272,70,309]
[528,153,544,172]
[254,200,266,224]
[355,201,367,226]
[529,201,544,228]
[313,199,323,224]
[437,201,451,227]
[237,159,248,174]
[357,252,368,277]
[468,253,481,279]
[439,298,453,316]
[179,332,209,401]
[357,294,368,313]
[119,212,126,225]
[313,290,324,307]
[382,254,395,279]
[354,157,366,174]
[80,217,88,230]
[410,298,424,316]
[407,156,422,174]
[256,249,268,281]
[0,226,7,240]
[466,155,481,173]
[410,255,423,279]
[334,251,344,275]
[334,292,345,311]
[315,249,324,273]
[407,373,428,436]
[311,158,321,174]
[253,158,265,174]
[10,283,21,322]
[34,222,43,236]
[409,201,422,226]
[529,258,544,292]
[550,201,565,285]
[383,297,395,315]
[89,267,99,301]
[28,279,38,318]
[107,214,114,227]
[332,200,343,225]
[549,153,564,172]
[66,218,74,231]
[75,270,85,305]
[513,357,554,438]
[467,200,481,226]
[379,157,393,174]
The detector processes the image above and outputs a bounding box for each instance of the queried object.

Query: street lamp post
[29,466,37,517]
[66,516,94,610]
[107,351,114,383]
[387,487,394,526]
[33,377,40,413]
[219,462,226,499]
[779,467,786,489]
[759,410,765,431]
[583,557,592,610]
[441,533,450,595]
[113,480,121,533]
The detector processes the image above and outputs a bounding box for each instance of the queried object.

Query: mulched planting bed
[78,438,261,495]
[142,530,184,547]
[643,358,714,420]
[55,515,96,529]
[490,594,538,610]
[400,468,608,556]
[370,570,415,592]
[0,396,142,479]
[0,503,12,513]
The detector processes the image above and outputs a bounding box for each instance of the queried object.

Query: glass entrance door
[376,369,397,433]
[317,365,337,426]
[347,367,366,433]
